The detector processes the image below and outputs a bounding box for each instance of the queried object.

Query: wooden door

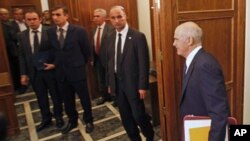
[0,24,19,136]
[153,0,246,140]
[0,0,42,14]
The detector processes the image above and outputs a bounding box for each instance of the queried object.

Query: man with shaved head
[173,21,230,141]
[106,5,154,141]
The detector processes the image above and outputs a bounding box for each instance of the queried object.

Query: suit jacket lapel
[101,25,108,42]
[110,33,116,61]
[40,26,47,51]
[180,48,204,104]
[23,30,33,55]
[51,26,61,49]
[121,28,133,63]
[63,24,73,49]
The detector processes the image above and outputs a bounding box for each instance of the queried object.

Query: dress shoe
[96,97,106,105]
[61,122,77,134]
[56,118,64,128]
[85,122,94,133]
[112,101,118,107]
[36,120,52,132]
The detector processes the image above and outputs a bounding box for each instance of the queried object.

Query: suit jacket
[91,23,114,67]
[18,25,52,81]
[107,27,149,95]
[10,20,27,44]
[1,21,18,57]
[47,24,90,82]
[180,48,230,141]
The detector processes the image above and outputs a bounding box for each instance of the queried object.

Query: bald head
[0,8,10,22]
[109,6,127,32]
[175,21,203,45]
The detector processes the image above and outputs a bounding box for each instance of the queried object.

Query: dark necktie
[59,28,64,48]
[116,33,122,74]
[32,30,39,53]
[95,27,101,54]
[183,63,187,85]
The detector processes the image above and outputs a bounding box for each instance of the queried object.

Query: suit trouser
[8,55,22,90]
[115,75,154,141]
[58,79,93,124]
[32,70,63,121]
[94,56,110,99]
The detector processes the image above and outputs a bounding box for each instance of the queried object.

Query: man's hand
[20,75,29,86]
[43,63,55,70]
[108,86,111,94]
[138,89,147,99]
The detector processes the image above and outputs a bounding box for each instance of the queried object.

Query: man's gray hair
[94,8,107,17]
[176,21,203,44]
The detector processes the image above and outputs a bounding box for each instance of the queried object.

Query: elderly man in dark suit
[173,21,230,141]
[106,6,154,141]
[18,10,64,132]
[10,8,28,94]
[0,8,25,94]
[47,6,94,134]
[91,8,114,105]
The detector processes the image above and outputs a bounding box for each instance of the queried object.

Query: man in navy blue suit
[47,6,94,134]
[173,21,230,141]
[18,10,64,132]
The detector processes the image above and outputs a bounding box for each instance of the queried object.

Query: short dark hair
[24,10,41,18]
[12,8,23,13]
[50,5,68,14]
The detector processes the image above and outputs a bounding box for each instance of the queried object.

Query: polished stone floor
[8,91,161,141]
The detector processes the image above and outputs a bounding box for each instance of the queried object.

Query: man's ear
[187,36,194,46]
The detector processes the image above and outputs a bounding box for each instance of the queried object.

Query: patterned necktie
[116,33,122,74]
[59,28,64,48]
[32,30,39,53]
[95,27,101,54]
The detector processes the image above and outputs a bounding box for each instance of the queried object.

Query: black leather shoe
[112,101,118,107]
[36,120,52,132]
[96,97,106,105]
[85,122,94,133]
[61,122,77,134]
[56,118,64,128]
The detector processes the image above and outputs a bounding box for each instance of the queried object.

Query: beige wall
[41,0,49,10]
[137,0,153,61]
[244,0,250,124]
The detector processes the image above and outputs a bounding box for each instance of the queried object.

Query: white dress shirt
[29,25,42,53]
[115,24,129,72]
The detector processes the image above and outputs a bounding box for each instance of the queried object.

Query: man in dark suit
[10,8,28,94]
[10,8,27,33]
[18,10,64,132]
[173,21,230,141]
[0,8,24,94]
[47,6,94,134]
[91,8,114,105]
[107,6,154,141]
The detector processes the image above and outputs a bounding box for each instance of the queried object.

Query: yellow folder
[189,126,210,141]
